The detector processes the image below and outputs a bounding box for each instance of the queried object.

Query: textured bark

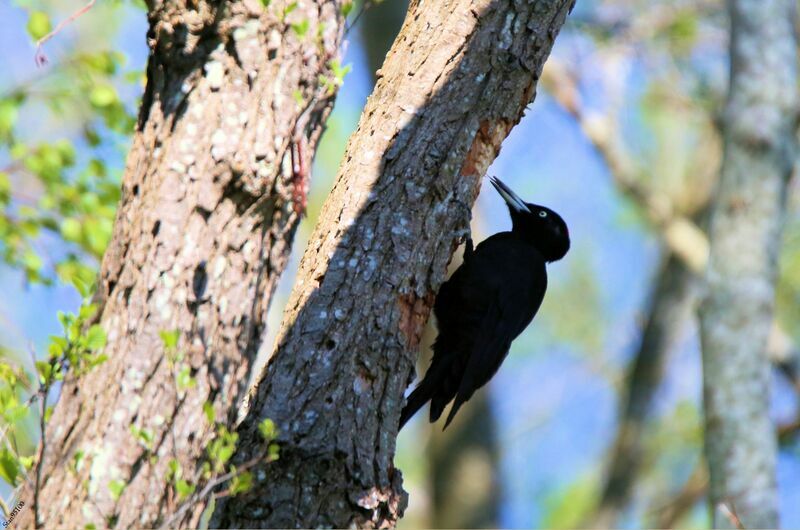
[19,1,345,528]
[359,0,407,81]
[594,251,698,528]
[212,0,575,526]
[698,0,798,527]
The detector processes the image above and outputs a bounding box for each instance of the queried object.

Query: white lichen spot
[268,29,281,49]
[128,395,142,415]
[319,311,328,319]
[353,374,369,394]
[205,61,225,91]
[213,256,227,278]
[89,445,116,496]
[211,129,227,146]
[334,308,345,320]
[233,27,248,41]
[257,469,267,481]
[112,408,126,423]
[170,161,187,173]
[153,414,165,426]
[348,258,358,268]
[219,296,228,314]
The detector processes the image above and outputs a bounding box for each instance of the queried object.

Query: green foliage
[107,479,126,500]
[291,19,310,37]
[319,59,351,94]
[258,418,278,441]
[0,284,108,491]
[26,11,51,41]
[228,470,253,495]
[540,473,599,529]
[2,6,134,286]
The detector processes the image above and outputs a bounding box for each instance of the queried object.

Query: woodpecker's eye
[539,211,547,218]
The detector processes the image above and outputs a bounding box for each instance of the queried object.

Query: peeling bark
[212,0,575,527]
[699,0,798,527]
[19,0,345,527]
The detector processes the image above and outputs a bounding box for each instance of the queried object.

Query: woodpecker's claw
[451,198,474,258]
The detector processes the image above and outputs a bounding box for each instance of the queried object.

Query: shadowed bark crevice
[212,0,576,527]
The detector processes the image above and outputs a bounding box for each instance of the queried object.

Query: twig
[652,462,708,528]
[344,0,374,36]
[34,0,97,67]
[156,455,264,530]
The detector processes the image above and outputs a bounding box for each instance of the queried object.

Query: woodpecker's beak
[490,176,531,214]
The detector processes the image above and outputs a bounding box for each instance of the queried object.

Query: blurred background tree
[1,0,799,527]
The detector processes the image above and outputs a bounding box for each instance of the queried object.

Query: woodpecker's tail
[398,380,431,430]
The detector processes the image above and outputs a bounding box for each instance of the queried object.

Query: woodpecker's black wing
[399,232,547,429]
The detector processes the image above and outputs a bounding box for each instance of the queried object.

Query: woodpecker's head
[490,176,570,262]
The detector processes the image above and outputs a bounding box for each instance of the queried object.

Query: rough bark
[594,251,698,527]
[359,0,408,81]
[19,0,345,527]
[698,0,798,527]
[211,0,576,526]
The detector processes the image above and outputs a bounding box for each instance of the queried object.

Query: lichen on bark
[212,0,576,527]
[19,0,346,527]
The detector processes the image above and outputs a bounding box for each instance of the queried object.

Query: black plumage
[399,176,570,429]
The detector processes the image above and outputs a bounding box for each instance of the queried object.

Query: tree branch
[698,0,798,527]
[212,0,576,526]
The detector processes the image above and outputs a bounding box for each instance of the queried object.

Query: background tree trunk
[211,0,576,527]
[699,0,798,527]
[427,391,500,528]
[19,0,345,527]
[594,251,698,527]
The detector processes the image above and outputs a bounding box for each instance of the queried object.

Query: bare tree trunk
[699,0,798,527]
[211,0,576,526]
[19,1,345,527]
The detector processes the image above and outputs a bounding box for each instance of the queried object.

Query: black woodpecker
[399,176,570,429]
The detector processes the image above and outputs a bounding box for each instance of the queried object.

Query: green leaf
[108,479,126,500]
[85,325,107,350]
[160,329,180,350]
[341,0,353,17]
[291,19,309,37]
[60,218,82,242]
[203,401,215,424]
[176,365,196,391]
[258,418,278,441]
[0,447,21,486]
[89,85,117,108]
[229,471,253,495]
[175,479,195,500]
[26,11,51,41]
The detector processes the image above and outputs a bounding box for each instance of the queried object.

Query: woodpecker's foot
[464,236,474,258]
[452,198,474,258]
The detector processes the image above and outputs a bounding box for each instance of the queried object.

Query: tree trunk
[20,0,345,527]
[699,0,798,527]
[211,0,576,527]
